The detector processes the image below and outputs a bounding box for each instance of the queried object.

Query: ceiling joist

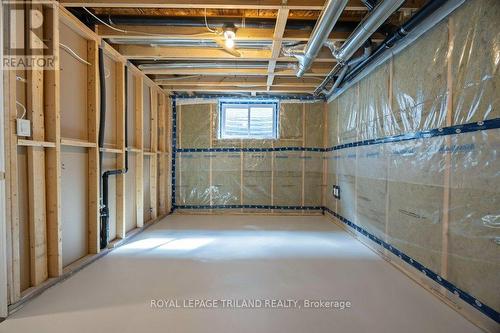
[141,63,332,76]
[60,0,424,11]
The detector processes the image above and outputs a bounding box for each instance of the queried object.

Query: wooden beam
[158,94,167,215]
[4,68,20,303]
[59,0,424,10]
[44,4,62,277]
[99,25,384,42]
[142,63,333,76]
[27,2,48,286]
[162,86,314,93]
[135,76,144,228]
[115,45,336,62]
[267,8,289,89]
[87,40,100,254]
[149,89,158,219]
[59,0,326,9]
[155,76,321,87]
[116,61,126,239]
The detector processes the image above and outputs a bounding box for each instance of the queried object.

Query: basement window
[218,99,279,139]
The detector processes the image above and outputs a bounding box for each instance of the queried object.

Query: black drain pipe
[98,48,130,249]
[342,0,449,84]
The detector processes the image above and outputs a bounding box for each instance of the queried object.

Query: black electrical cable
[99,57,130,249]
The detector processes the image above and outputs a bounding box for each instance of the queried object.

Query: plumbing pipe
[99,59,130,249]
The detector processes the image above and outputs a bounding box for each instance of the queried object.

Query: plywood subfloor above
[0,215,481,333]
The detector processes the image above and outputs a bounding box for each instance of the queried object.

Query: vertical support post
[4,68,20,303]
[44,3,62,278]
[0,2,9,315]
[150,89,158,219]
[301,103,306,209]
[135,76,144,227]
[158,93,167,215]
[115,61,126,239]
[385,58,394,245]
[26,2,48,286]
[441,18,454,279]
[322,101,328,208]
[209,104,213,207]
[87,40,100,254]
[166,96,172,212]
[171,97,177,211]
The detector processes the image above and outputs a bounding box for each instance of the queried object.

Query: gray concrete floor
[0,215,482,333]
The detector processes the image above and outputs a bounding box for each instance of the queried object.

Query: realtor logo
[2,1,57,70]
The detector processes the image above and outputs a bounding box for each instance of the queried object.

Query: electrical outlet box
[332,185,341,199]
[16,119,31,137]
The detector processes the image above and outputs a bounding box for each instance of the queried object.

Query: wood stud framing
[267,8,289,91]
[3,4,172,312]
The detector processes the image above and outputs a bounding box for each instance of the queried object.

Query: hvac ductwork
[283,0,349,78]
[332,0,405,63]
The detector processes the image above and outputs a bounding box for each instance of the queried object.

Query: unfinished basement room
[0,0,498,332]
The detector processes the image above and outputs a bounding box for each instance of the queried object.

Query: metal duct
[332,0,405,63]
[108,38,299,50]
[320,43,372,96]
[327,0,465,103]
[283,0,349,77]
[138,62,296,70]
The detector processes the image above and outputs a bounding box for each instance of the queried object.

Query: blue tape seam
[323,207,500,324]
[175,205,323,210]
[169,107,500,322]
[174,118,500,153]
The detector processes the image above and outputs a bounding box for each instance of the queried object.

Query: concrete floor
[0,215,481,333]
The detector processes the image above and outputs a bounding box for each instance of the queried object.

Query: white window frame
[218,99,279,140]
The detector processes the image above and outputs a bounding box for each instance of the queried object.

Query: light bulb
[225,37,235,49]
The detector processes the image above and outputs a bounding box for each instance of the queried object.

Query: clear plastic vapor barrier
[326,0,499,317]
[174,101,325,213]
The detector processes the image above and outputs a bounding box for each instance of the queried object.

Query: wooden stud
[302,104,306,209]
[4,67,20,303]
[149,89,158,219]
[441,18,454,279]
[44,4,62,277]
[385,59,394,245]
[209,104,213,208]
[267,8,289,90]
[322,100,328,208]
[87,39,100,254]
[166,96,172,212]
[135,76,144,227]
[26,2,48,286]
[59,0,425,11]
[116,61,126,239]
[158,94,167,215]
[26,147,48,286]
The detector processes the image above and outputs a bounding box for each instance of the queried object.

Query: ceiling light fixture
[223,23,236,49]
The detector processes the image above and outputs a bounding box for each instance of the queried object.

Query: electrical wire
[155,75,202,82]
[16,101,27,119]
[60,42,111,78]
[204,8,219,34]
[60,42,91,65]
[83,7,127,33]
[83,7,215,38]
